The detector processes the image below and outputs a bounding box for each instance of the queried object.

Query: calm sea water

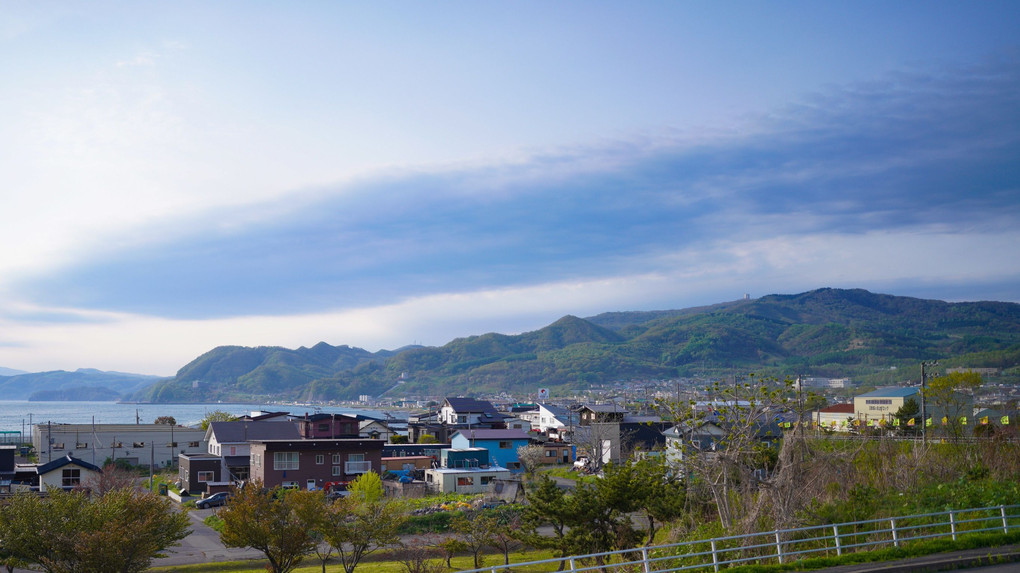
[0,401,401,437]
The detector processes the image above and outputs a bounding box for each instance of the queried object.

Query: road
[152,505,265,568]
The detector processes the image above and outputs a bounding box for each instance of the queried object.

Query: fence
[459,504,1020,573]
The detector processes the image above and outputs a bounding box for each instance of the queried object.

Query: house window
[62,468,81,487]
[498,441,512,449]
[481,476,493,485]
[76,442,88,449]
[166,442,178,448]
[332,465,342,476]
[318,423,330,432]
[346,453,370,474]
[316,455,325,465]
[253,454,261,467]
[457,477,474,486]
[112,442,123,448]
[133,442,145,448]
[188,441,200,448]
[197,471,214,482]
[273,452,299,471]
[53,443,65,450]
[332,454,342,464]
[457,415,467,423]
[229,446,237,456]
[508,462,522,470]
[545,450,555,457]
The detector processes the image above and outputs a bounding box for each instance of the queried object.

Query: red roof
[820,403,855,413]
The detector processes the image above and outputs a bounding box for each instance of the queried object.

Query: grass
[149,529,1020,573]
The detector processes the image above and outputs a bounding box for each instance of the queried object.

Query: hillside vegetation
[134,288,1020,403]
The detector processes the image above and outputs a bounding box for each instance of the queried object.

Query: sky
[1,1,1019,376]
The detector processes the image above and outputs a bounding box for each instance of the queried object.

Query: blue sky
[1,1,1018,375]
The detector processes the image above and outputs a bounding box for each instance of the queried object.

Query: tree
[398,537,446,573]
[488,505,524,565]
[218,482,317,573]
[200,410,237,430]
[153,416,177,425]
[924,371,981,440]
[893,398,921,436]
[417,434,438,444]
[289,490,334,573]
[87,463,141,496]
[631,456,686,545]
[516,444,547,477]
[518,475,573,570]
[450,510,498,569]
[322,472,408,573]
[0,488,190,573]
[657,374,793,531]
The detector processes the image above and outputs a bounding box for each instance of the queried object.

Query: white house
[423,466,513,494]
[36,454,101,491]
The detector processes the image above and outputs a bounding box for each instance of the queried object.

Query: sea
[0,401,404,440]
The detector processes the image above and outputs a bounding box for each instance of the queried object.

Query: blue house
[450,429,531,472]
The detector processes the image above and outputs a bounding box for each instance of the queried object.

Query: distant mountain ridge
[0,368,164,401]
[133,288,1020,403]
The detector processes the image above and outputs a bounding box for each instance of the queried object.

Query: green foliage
[136,289,1020,402]
[218,482,317,573]
[0,488,190,573]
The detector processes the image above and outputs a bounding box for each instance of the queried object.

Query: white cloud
[2,227,1016,376]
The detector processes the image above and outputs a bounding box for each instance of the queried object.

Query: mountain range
[122,288,1020,403]
[5,289,1018,403]
[0,368,164,401]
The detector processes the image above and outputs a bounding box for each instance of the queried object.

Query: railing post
[949,510,957,541]
[890,519,899,547]
[641,547,651,573]
[1002,505,1010,534]
[569,557,577,572]
[775,531,783,564]
[711,540,719,573]
[833,524,842,556]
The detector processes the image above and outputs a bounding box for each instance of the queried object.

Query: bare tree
[516,444,547,476]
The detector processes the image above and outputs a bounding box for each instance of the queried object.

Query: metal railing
[459,504,1020,573]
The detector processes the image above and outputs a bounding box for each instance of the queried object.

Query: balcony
[345,460,372,474]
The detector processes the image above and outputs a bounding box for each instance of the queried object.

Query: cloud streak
[11,57,1019,322]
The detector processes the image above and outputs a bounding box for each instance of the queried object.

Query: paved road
[152,505,266,568]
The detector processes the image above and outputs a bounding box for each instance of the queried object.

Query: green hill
[133,288,1020,402]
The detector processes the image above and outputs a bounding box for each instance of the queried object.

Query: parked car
[195,492,231,509]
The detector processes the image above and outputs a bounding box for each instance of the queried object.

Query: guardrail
[459,504,1020,573]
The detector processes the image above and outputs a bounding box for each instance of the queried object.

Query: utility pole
[920,360,939,445]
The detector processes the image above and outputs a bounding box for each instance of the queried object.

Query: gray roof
[444,397,498,414]
[208,421,300,443]
[453,429,531,441]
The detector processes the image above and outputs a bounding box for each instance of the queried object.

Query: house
[815,403,856,430]
[519,403,579,438]
[31,423,206,469]
[249,438,385,490]
[381,455,435,473]
[237,411,294,423]
[578,404,627,425]
[438,398,504,426]
[423,466,513,494]
[178,452,227,495]
[359,418,395,441]
[296,413,360,439]
[206,421,302,481]
[36,454,101,491]
[573,415,670,465]
[663,416,782,463]
[537,442,574,466]
[407,397,510,443]
[441,447,490,469]
[450,429,531,471]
